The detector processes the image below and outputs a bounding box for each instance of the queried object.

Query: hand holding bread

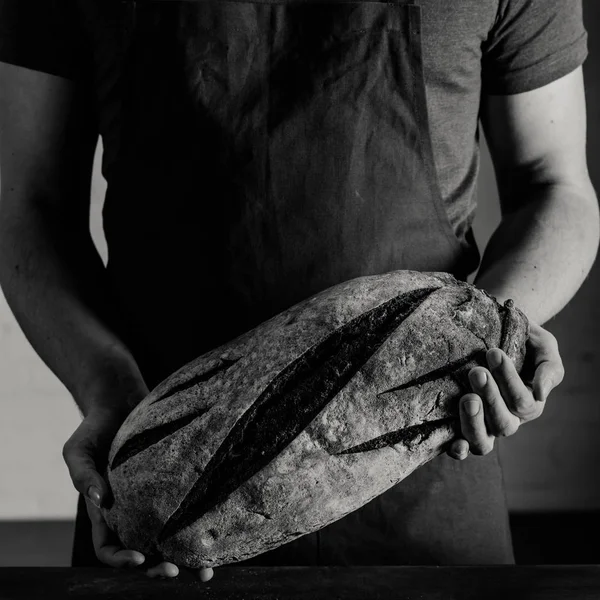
[102,270,529,569]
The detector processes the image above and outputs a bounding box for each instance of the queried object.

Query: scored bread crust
[102,270,529,568]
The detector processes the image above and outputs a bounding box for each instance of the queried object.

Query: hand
[447,321,565,460]
[62,408,214,581]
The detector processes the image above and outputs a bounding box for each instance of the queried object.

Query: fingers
[146,564,216,581]
[67,417,200,580]
[459,394,494,455]
[146,563,180,579]
[485,349,541,423]
[178,567,215,582]
[86,498,146,569]
[88,498,214,580]
[449,362,520,459]
[447,438,470,461]
[449,325,563,460]
[196,568,214,582]
[63,434,109,509]
[63,413,127,509]
[87,499,187,579]
[486,349,533,416]
[469,361,521,436]
[527,324,565,402]
[532,361,563,403]
[62,416,122,508]
[146,564,217,581]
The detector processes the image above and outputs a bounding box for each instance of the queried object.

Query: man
[0,0,597,582]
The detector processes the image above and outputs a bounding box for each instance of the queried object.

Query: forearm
[0,203,148,418]
[474,180,600,325]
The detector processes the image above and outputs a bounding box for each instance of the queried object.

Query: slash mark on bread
[499,306,511,352]
[376,350,486,397]
[110,358,241,471]
[110,411,205,471]
[151,357,241,405]
[336,416,456,454]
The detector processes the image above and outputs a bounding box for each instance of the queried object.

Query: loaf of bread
[102,270,529,568]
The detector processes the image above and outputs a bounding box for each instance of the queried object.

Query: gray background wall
[0,1,599,521]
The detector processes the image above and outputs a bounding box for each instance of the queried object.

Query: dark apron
[73,0,514,567]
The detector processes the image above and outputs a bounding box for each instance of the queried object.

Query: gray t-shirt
[0,0,589,245]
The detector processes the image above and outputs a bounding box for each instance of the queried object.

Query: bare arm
[0,63,212,578]
[445,67,596,462]
[0,63,148,417]
[476,66,600,325]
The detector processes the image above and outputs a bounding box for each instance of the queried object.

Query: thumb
[62,432,110,509]
[527,324,564,402]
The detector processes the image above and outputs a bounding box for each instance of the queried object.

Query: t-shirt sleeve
[0,0,87,81]
[482,0,588,95]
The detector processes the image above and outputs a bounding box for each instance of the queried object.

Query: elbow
[565,175,600,276]
[578,176,600,252]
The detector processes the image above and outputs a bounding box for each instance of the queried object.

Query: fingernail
[87,486,101,508]
[470,369,487,389]
[487,349,502,370]
[464,400,480,416]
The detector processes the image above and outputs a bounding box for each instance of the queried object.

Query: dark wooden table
[1,566,599,600]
